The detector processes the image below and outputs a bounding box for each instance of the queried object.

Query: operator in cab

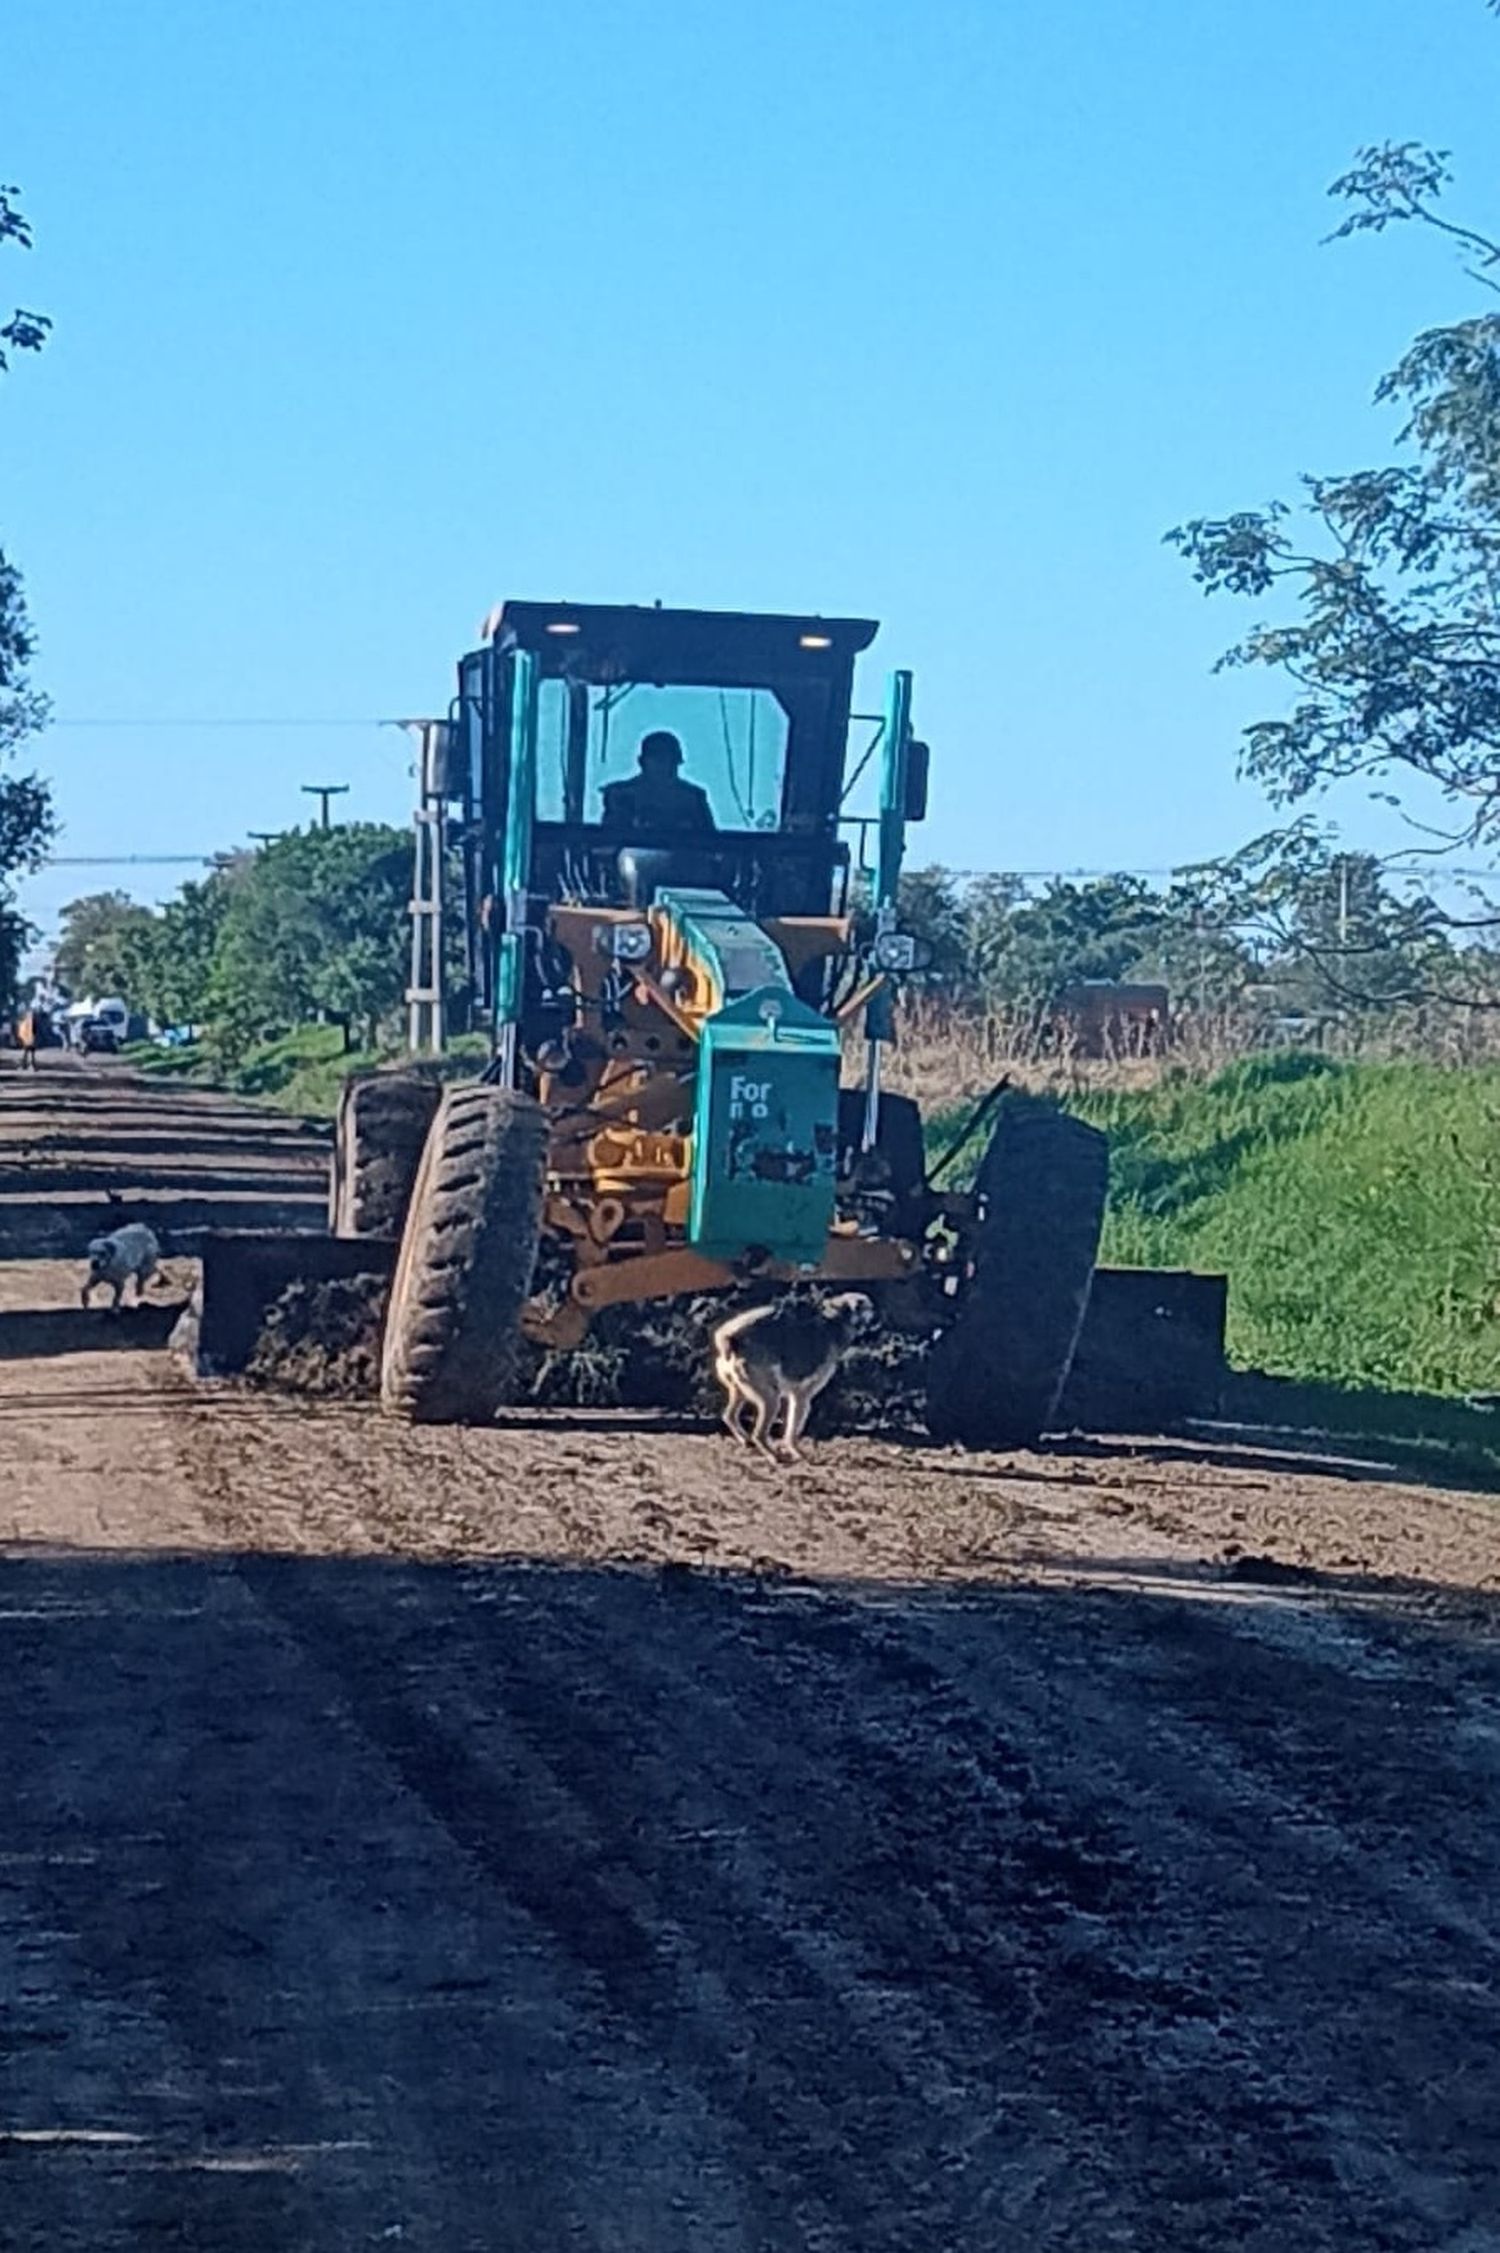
[601,731,716,836]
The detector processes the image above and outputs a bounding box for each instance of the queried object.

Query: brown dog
[711,1292,871,1462]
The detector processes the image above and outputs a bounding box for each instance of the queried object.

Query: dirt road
[3,1059,1499,2249]
[0,1051,327,1255]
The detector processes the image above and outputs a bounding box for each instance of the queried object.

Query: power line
[22,846,1500,878]
[38,853,218,868]
[27,852,1500,885]
[47,717,392,729]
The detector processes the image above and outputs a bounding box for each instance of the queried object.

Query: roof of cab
[476,599,879,668]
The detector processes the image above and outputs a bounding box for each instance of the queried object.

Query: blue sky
[4,0,1499,945]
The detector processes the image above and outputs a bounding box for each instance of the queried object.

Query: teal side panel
[503,647,538,903]
[689,987,841,1267]
[874,667,913,910]
[655,886,792,1003]
[494,932,523,1028]
[868,667,912,1046]
[496,648,538,1031]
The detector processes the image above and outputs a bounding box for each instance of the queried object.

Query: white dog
[81,1222,161,1310]
[711,1292,871,1463]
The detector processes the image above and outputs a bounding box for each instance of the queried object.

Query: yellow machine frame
[522,905,918,1348]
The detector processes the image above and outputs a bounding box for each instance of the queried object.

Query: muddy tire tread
[380,1086,548,1423]
[925,1103,1108,1451]
[330,1072,443,1239]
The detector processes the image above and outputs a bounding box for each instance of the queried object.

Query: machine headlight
[873,930,924,973]
[594,921,653,962]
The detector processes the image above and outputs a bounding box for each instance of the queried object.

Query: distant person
[17,1005,40,1071]
[601,731,716,836]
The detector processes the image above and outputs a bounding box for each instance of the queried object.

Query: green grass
[1066,1054,1500,1398]
[121,1025,489,1117]
[122,1040,206,1081]
[224,1026,391,1114]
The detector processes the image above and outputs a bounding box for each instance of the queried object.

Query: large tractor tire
[837,1088,926,1201]
[925,1101,1108,1452]
[837,1087,929,1241]
[379,1084,548,1423]
[329,1070,442,1239]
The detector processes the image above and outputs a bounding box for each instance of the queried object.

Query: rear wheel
[837,1088,927,1232]
[329,1071,441,1238]
[925,1101,1108,1451]
[380,1084,548,1423]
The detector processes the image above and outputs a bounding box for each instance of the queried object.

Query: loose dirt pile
[245,1271,391,1395]
[242,1274,933,1430]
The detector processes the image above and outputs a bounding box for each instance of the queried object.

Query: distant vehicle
[1266,1013,1327,1046]
[1048,980,1170,1059]
[155,1024,197,1049]
[62,996,130,1054]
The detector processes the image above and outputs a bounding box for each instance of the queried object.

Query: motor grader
[194,599,1221,1438]
[310,598,1116,1444]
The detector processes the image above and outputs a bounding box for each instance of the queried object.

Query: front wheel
[329,1070,442,1238]
[925,1100,1108,1451]
[380,1084,548,1423]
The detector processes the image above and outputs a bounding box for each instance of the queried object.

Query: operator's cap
[640,730,684,767]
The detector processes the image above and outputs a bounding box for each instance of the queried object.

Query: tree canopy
[0,185,50,373]
[54,890,160,999]
[76,826,414,1054]
[890,842,1462,1035]
[209,825,411,1054]
[1171,143,1500,872]
[0,178,54,1000]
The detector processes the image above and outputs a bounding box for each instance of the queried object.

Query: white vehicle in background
[91,998,129,1046]
[64,996,131,1054]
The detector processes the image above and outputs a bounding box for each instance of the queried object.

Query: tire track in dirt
[237,1557,984,2249]
[5,1060,1500,2247]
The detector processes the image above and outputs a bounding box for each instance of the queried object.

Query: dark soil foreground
[2,1057,1499,2251]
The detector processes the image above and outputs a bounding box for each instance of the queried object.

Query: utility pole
[301,783,350,830]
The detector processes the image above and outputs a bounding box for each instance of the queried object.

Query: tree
[888,864,1260,1016]
[978,875,1168,1007]
[0,551,49,767]
[54,891,159,998]
[0,181,54,983]
[1171,143,1500,869]
[209,824,410,1055]
[886,866,1044,1000]
[0,899,33,1006]
[0,185,50,373]
[149,870,238,1028]
[1168,823,1456,1020]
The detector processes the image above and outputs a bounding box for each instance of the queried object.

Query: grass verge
[121,1026,488,1117]
[1061,1053,1499,1399]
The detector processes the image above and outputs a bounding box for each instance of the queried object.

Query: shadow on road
[0,1304,190,1357]
[1,1539,1498,2248]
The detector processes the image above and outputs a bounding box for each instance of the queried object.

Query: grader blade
[182,1229,398,1376]
[1060,1267,1229,1432]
